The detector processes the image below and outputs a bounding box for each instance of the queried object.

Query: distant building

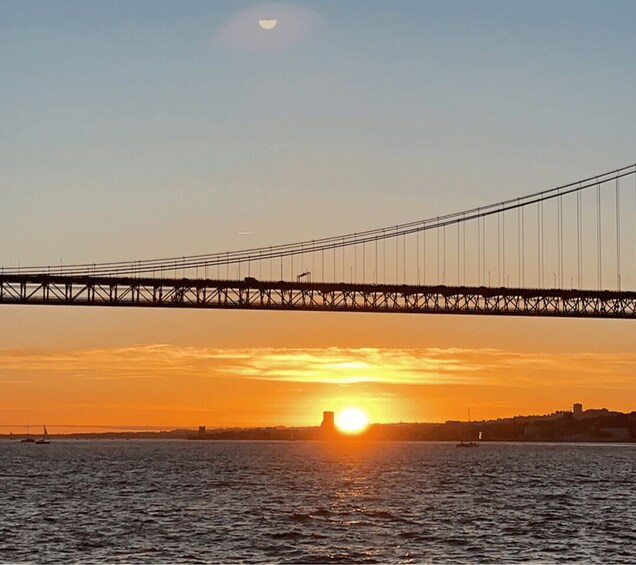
[573,403,583,418]
[321,411,335,433]
[198,425,207,438]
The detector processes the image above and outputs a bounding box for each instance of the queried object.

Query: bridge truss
[1,274,635,319]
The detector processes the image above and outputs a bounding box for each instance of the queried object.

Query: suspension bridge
[2,164,636,319]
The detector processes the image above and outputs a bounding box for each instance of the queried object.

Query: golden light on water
[335,407,369,435]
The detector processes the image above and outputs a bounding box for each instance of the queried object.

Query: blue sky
[2,0,636,266]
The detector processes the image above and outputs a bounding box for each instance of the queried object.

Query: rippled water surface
[0,441,634,563]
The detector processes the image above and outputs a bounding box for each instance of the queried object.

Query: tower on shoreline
[321,411,335,433]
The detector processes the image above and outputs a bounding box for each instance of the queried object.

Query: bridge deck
[1,274,635,319]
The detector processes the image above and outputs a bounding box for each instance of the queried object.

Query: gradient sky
[1,1,636,432]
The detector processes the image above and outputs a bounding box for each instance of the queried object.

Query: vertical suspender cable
[362,240,365,284]
[557,194,562,287]
[416,225,420,285]
[537,203,540,287]
[375,237,378,285]
[634,165,636,290]
[616,178,621,290]
[577,189,581,288]
[556,197,560,287]
[423,227,426,285]
[395,227,399,283]
[457,221,460,286]
[342,237,345,283]
[443,225,446,285]
[502,207,506,287]
[521,205,525,287]
[540,200,544,287]
[332,244,336,283]
[353,237,357,284]
[517,203,521,286]
[478,215,481,286]
[482,216,486,286]
[383,231,386,284]
[403,233,406,284]
[382,231,386,284]
[497,211,501,286]
[560,193,564,287]
[321,248,324,283]
[312,244,316,281]
[462,214,466,285]
[437,222,440,285]
[597,181,602,290]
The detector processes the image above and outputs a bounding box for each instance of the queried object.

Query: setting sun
[335,407,369,435]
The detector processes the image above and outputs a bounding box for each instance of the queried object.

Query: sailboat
[20,421,35,443]
[456,409,479,448]
[35,425,50,444]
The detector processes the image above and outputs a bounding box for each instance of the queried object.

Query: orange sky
[1,306,635,433]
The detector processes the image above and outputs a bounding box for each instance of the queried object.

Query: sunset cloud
[1,345,635,389]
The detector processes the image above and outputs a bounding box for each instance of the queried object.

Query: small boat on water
[456,440,479,448]
[20,422,35,443]
[456,410,480,448]
[35,425,50,445]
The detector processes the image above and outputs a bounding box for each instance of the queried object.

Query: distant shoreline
[3,407,635,443]
[2,437,635,444]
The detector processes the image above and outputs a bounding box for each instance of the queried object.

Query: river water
[0,440,634,563]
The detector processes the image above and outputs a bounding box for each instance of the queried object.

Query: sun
[335,407,369,435]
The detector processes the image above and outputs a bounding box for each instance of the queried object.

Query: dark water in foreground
[0,441,634,564]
